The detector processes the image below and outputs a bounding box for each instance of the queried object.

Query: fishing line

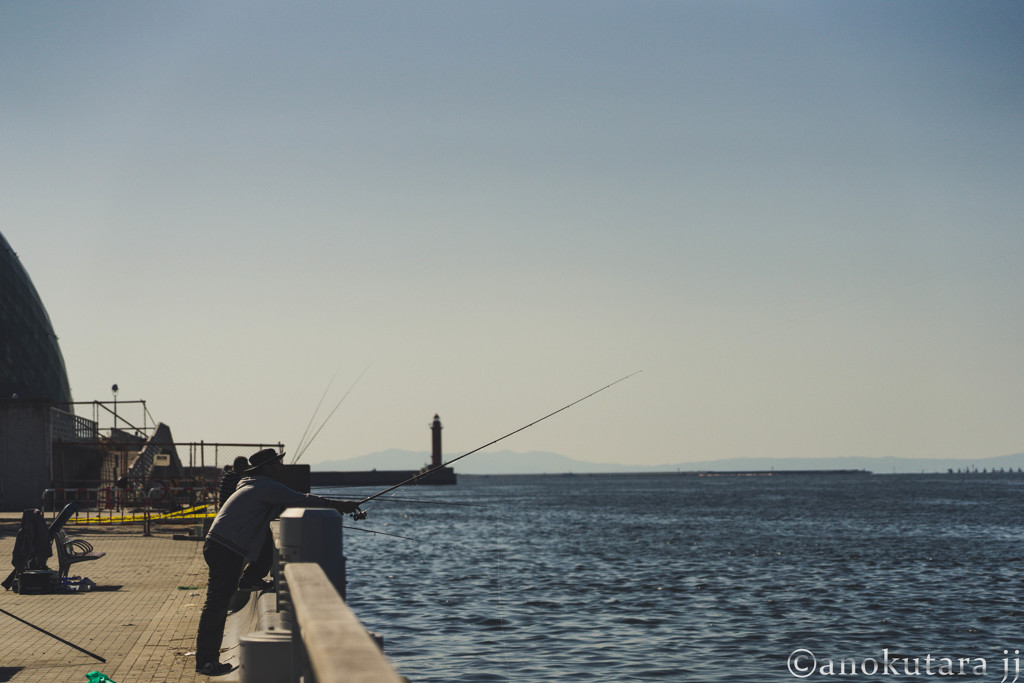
[344,479,517,680]
[494,566,513,682]
[292,366,343,463]
[355,370,641,508]
[291,363,372,464]
[341,524,441,546]
[327,495,494,508]
[337,372,640,679]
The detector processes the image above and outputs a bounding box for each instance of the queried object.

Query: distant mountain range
[310,449,1024,475]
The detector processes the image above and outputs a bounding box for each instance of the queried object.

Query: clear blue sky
[2,1,1022,468]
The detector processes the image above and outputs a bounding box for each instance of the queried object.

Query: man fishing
[194,448,361,676]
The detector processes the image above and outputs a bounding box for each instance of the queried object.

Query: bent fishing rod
[352,370,641,509]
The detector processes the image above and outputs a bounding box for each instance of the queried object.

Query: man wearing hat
[194,448,360,676]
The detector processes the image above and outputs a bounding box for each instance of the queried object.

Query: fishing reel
[350,507,367,521]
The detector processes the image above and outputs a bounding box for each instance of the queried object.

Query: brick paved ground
[0,512,215,683]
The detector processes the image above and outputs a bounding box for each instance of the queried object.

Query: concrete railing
[284,563,404,683]
[235,508,404,683]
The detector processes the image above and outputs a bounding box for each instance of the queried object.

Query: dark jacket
[218,470,241,505]
[207,475,341,561]
[2,509,52,589]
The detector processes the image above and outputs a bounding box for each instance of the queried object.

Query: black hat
[246,448,286,472]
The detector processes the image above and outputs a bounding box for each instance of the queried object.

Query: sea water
[317,473,1024,682]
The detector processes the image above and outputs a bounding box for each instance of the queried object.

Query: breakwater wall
[311,466,456,487]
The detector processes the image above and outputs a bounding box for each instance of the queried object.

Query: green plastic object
[85,672,117,683]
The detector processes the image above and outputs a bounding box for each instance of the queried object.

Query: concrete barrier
[285,563,404,683]
[228,508,404,683]
[278,508,346,598]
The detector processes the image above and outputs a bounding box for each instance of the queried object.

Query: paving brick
[1,513,214,682]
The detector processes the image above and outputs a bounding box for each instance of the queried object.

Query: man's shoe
[196,661,234,676]
[239,577,274,592]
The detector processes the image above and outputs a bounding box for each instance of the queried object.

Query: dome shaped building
[1,232,262,511]
[1,231,72,403]
[1,230,75,510]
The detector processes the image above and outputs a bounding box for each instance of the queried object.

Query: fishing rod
[354,370,641,508]
[0,607,106,662]
[329,496,493,508]
[292,367,343,463]
[291,363,372,465]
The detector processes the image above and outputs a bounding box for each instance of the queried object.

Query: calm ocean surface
[316,473,1024,682]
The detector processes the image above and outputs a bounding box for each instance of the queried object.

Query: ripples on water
[320,473,1024,682]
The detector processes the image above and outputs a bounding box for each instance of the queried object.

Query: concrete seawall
[220,509,405,683]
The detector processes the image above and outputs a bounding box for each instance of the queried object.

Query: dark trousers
[195,539,245,665]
